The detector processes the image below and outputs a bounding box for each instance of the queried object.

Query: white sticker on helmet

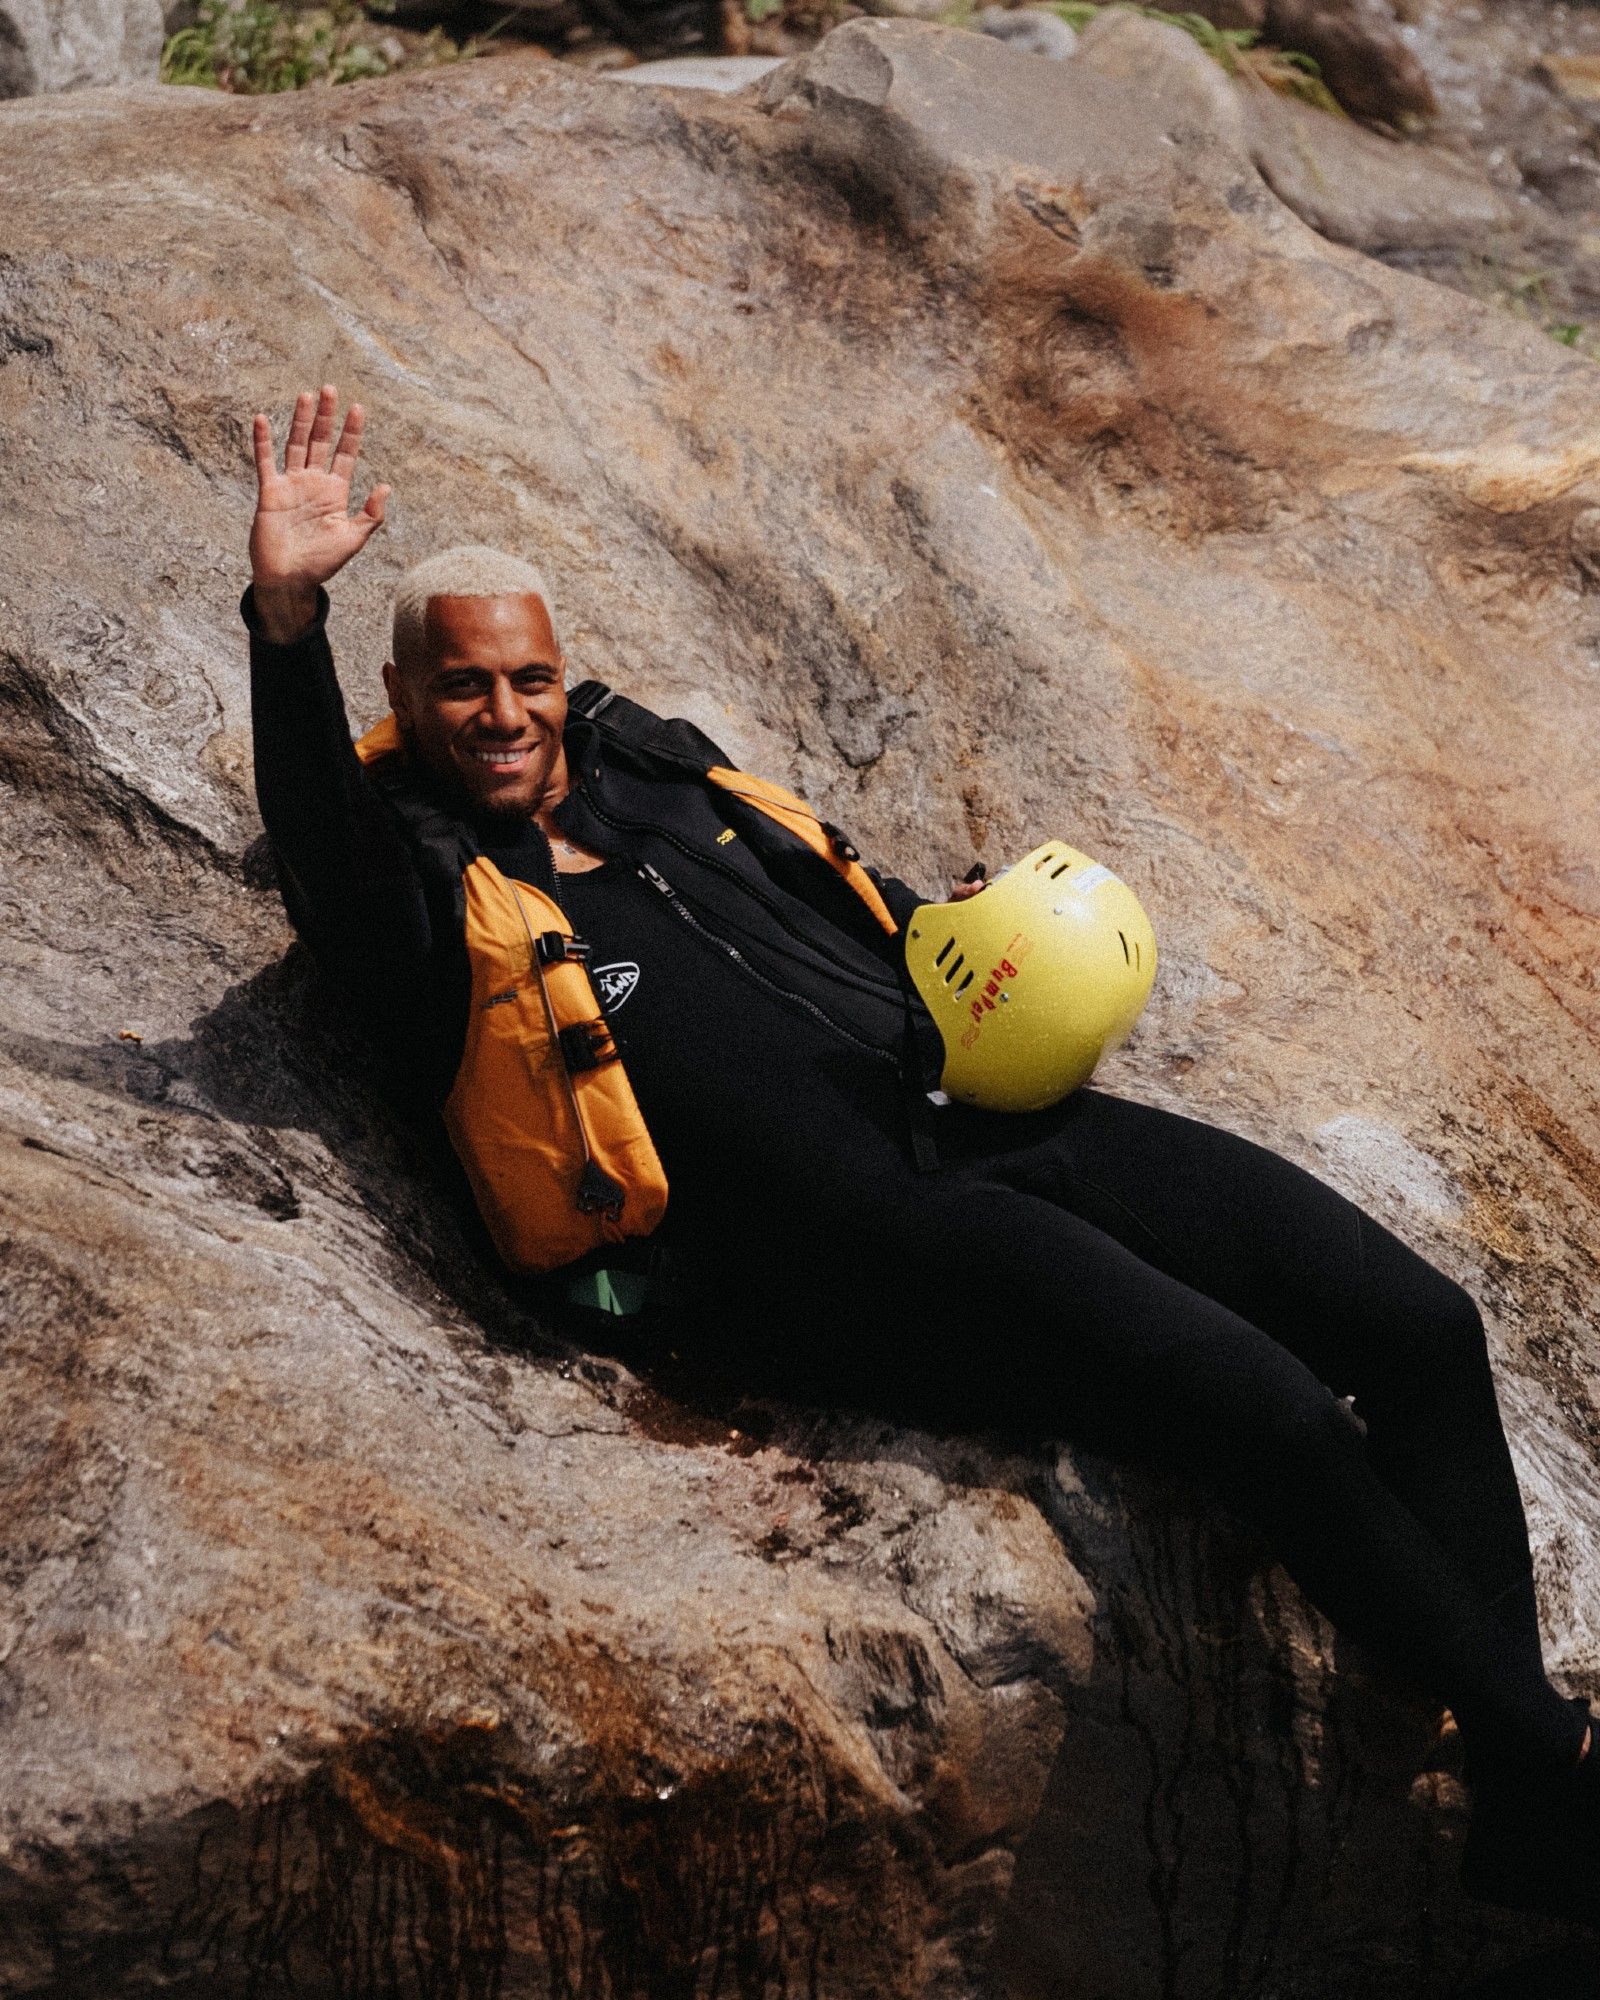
[1071,862,1117,897]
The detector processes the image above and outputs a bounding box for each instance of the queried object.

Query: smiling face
[383,592,568,818]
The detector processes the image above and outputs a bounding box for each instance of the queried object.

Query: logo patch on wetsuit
[595,962,640,1012]
[716,828,737,845]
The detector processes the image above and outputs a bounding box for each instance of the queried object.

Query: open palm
[249,385,390,597]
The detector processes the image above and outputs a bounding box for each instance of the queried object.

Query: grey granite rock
[973,7,1078,62]
[613,50,783,88]
[0,0,162,95]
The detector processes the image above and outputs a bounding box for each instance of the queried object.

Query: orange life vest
[353,708,897,1276]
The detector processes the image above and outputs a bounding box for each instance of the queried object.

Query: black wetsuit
[246,586,1584,1782]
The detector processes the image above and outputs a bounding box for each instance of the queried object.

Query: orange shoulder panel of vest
[705,766,898,937]
[354,712,404,766]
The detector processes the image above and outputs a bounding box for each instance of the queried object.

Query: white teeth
[471,750,528,766]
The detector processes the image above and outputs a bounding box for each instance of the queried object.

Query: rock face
[1381,0,1600,347]
[1241,74,1514,255]
[0,0,162,96]
[4,16,1600,1997]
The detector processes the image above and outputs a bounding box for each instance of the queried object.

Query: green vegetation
[1452,259,1600,362]
[160,0,1344,110]
[160,0,488,92]
[1050,3,1249,50]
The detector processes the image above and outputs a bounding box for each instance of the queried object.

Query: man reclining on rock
[246,383,1600,1929]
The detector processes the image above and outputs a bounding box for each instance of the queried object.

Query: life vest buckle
[534,930,593,967]
[558,1019,618,1073]
[824,821,861,863]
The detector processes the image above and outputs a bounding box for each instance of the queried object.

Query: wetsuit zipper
[579,784,901,994]
[637,863,901,1069]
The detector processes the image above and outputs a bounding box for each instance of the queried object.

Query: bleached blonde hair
[390,545,559,680]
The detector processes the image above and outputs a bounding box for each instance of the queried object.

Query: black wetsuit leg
[951,1088,1550,1685]
[669,1087,1578,1775]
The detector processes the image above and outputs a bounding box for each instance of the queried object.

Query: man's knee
[1417,1277,1490,1379]
[1358,1214,1490,1380]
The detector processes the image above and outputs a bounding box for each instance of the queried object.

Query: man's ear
[381,659,409,723]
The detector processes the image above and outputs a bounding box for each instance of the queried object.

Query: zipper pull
[640,864,672,896]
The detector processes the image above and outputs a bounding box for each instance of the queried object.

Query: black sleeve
[244,584,446,1088]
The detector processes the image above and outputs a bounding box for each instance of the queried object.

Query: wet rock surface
[3,15,1600,1996]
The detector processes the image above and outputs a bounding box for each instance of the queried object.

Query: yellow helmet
[905,841,1157,1113]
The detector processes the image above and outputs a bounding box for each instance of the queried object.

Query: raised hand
[248,385,391,643]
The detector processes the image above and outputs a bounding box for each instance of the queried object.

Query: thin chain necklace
[535,807,601,869]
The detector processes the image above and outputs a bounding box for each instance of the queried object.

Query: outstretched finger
[283,389,317,473]
[305,384,339,473]
[329,402,366,485]
[251,412,275,494]
[359,483,391,529]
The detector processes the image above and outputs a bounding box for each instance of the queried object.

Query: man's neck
[531,752,573,831]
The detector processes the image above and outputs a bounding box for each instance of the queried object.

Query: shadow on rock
[981,1451,1592,1999]
[4,946,575,1358]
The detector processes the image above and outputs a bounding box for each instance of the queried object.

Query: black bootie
[1462,1700,1600,1928]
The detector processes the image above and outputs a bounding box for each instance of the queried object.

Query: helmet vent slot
[955,969,975,996]
[943,951,966,986]
[1033,850,1059,872]
[935,936,955,967]
[1118,930,1130,965]
[1049,861,1072,880]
